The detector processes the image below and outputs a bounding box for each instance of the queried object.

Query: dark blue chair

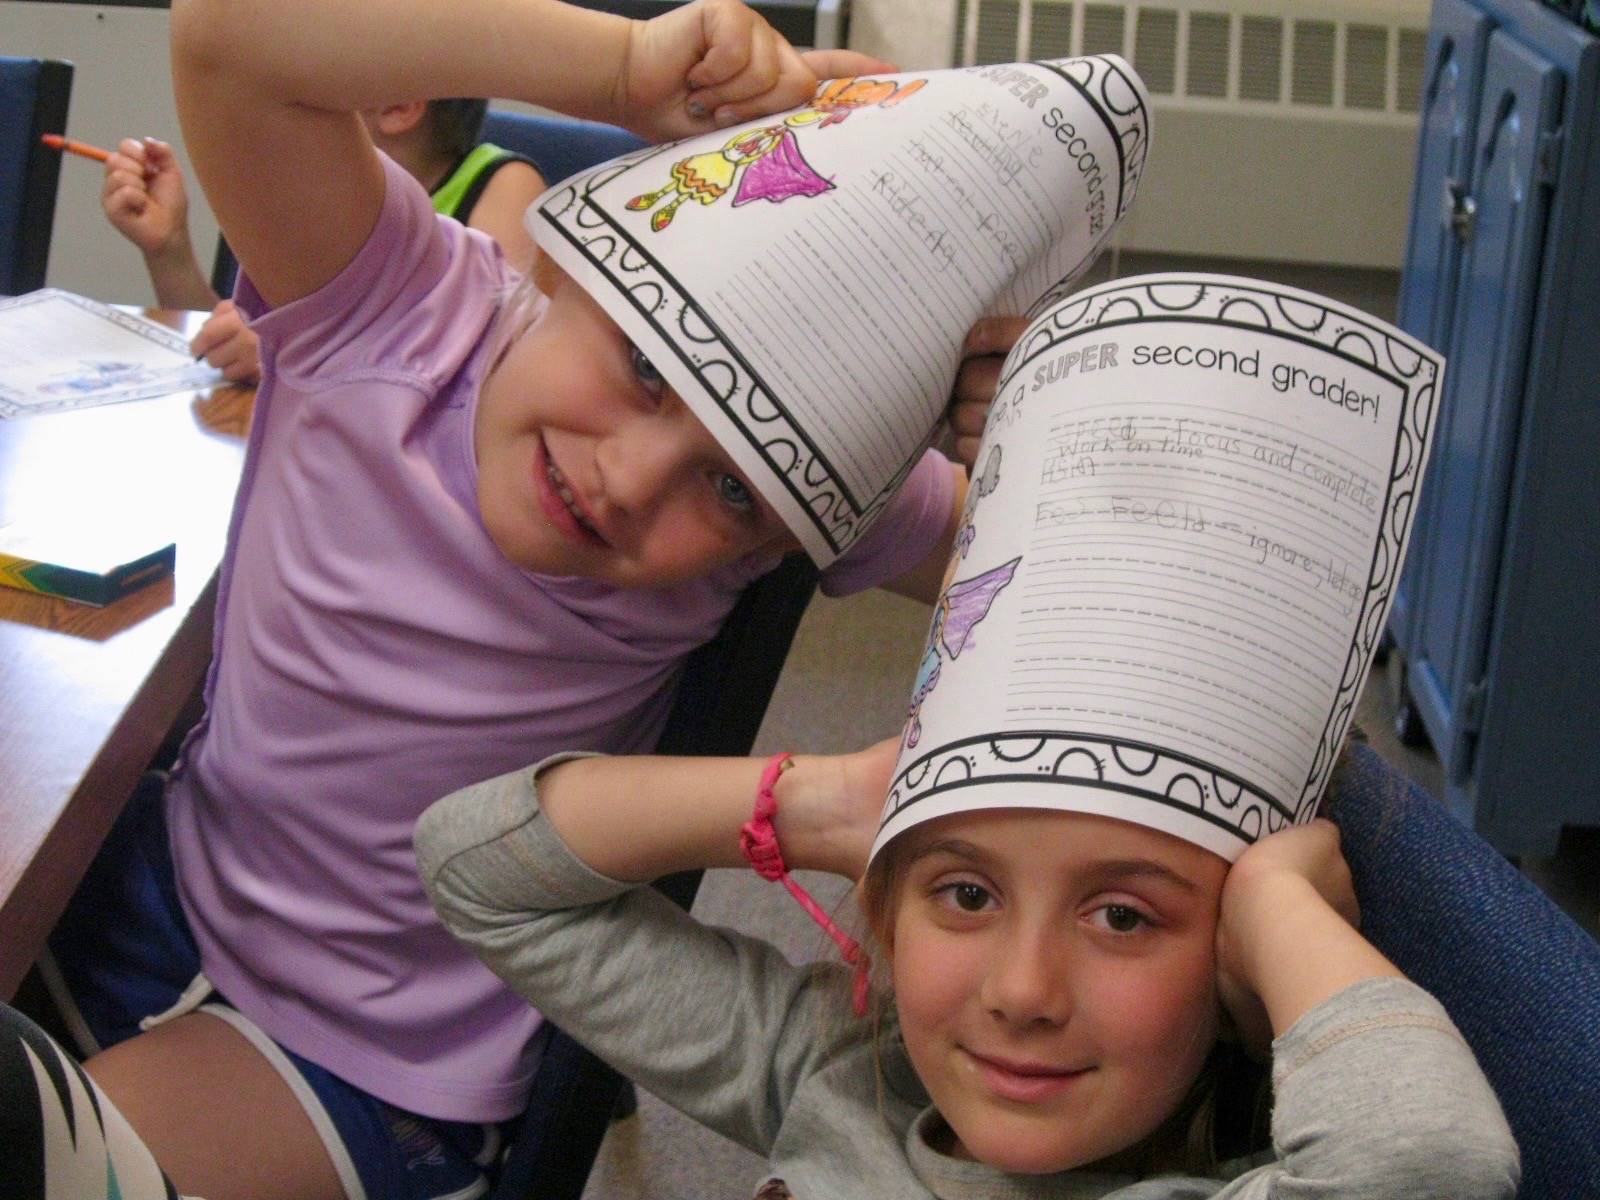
[479,110,646,186]
[1328,742,1600,1199]
[0,56,72,296]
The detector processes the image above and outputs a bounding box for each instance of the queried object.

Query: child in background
[417,744,1519,1199]
[44,1,1017,1198]
[100,100,545,383]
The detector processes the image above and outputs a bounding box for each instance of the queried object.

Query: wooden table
[0,310,251,999]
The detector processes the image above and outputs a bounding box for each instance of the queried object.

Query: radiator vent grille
[956,0,1427,118]
[1187,10,1231,98]
[972,0,1021,65]
[1134,7,1179,93]
[1345,24,1391,109]
[1397,28,1428,112]
[1032,1,1075,57]
[1238,15,1283,102]
[1082,3,1128,54]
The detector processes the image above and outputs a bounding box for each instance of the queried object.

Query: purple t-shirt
[164,155,953,1121]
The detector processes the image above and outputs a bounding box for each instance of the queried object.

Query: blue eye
[630,345,663,391]
[715,472,754,513]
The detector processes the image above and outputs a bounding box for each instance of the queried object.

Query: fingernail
[687,99,707,119]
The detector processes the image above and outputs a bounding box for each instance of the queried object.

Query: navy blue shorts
[44,773,520,1200]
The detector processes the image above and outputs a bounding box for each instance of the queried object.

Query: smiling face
[882,808,1227,1175]
[474,263,796,588]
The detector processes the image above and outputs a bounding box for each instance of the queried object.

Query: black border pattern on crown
[883,730,1287,848]
[886,276,1438,849]
[533,57,1151,559]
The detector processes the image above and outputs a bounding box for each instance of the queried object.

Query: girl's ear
[530,251,568,299]
[369,101,429,138]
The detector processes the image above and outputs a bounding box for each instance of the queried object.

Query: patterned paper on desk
[0,290,222,418]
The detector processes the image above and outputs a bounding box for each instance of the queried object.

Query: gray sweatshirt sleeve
[414,755,861,1157]
[1205,976,1519,1200]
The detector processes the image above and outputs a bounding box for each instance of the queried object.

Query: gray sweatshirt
[415,759,1519,1200]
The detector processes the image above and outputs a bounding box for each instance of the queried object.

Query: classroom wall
[848,0,959,70]
[5,0,1413,295]
[3,1,220,304]
[4,0,951,302]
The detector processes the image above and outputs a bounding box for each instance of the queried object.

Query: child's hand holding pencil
[97,138,196,268]
[188,300,260,384]
[45,130,259,382]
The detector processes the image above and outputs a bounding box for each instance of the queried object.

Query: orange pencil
[41,133,112,163]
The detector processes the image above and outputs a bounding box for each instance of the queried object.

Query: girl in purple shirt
[43,2,1019,1198]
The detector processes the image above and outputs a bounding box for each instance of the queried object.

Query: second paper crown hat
[527,57,1152,567]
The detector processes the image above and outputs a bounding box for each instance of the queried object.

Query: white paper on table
[874,274,1445,862]
[530,59,1152,565]
[0,290,222,419]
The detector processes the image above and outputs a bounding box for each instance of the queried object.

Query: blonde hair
[482,269,545,372]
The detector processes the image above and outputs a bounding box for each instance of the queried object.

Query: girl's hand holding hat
[619,0,896,139]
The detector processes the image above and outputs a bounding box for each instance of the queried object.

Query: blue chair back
[0,56,72,295]
[479,110,646,185]
[1329,742,1600,1199]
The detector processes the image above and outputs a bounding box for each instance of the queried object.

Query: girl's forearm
[144,236,220,311]
[171,0,630,124]
[1225,874,1403,1037]
[537,753,869,883]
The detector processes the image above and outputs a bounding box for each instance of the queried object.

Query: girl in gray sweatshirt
[416,745,1519,1200]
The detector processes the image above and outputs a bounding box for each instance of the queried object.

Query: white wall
[3,1,220,303]
[4,0,944,299]
[848,0,959,69]
[5,0,1417,295]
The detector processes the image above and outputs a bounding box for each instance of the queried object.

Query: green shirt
[430,142,534,222]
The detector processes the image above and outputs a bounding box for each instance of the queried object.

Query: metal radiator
[949,0,1431,265]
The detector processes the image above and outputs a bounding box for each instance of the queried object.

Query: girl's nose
[594,418,695,519]
[980,924,1073,1028]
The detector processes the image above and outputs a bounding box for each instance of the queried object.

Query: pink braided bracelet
[739,752,871,1017]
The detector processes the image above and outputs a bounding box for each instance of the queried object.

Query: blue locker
[1391,0,1599,855]
[1393,0,1492,653]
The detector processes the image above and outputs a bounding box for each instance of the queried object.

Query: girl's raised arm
[534,745,895,883]
[1216,819,1402,1041]
[169,0,874,308]
[416,747,894,1156]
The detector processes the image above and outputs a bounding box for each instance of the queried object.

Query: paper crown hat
[866,274,1445,865]
[528,57,1151,566]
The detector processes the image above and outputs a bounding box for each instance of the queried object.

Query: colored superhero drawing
[625,75,926,231]
[732,125,831,206]
[904,556,1021,749]
[903,446,1016,749]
